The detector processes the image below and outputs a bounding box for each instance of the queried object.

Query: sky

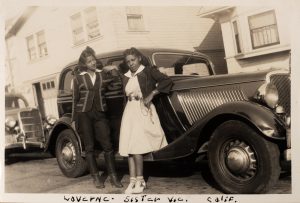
[1,1,26,20]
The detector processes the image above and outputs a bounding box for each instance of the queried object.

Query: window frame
[152,52,214,76]
[70,12,85,45]
[127,14,145,31]
[59,67,74,96]
[70,7,101,45]
[125,7,146,32]
[232,20,242,54]
[36,30,48,58]
[26,30,48,61]
[26,35,37,61]
[248,10,280,49]
[41,80,56,91]
[84,7,101,40]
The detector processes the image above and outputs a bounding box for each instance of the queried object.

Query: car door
[151,52,214,160]
[57,67,74,117]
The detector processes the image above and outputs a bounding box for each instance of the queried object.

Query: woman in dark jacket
[118,47,173,194]
[72,46,122,189]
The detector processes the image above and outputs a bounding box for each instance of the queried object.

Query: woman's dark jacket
[122,66,173,98]
[71,69,115,122]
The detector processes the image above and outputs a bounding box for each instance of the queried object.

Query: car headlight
[5,117,17,129]
[46,115,57,125]
[256,83,279,109]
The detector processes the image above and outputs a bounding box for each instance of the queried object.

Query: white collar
[79,69,102,75]
[124,65,145,78]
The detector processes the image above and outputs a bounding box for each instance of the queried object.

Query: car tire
[55,129,87,178]
[208,120,281,194]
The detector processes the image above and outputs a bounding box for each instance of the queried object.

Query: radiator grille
[178,87,246,125]
[18,109,45,142]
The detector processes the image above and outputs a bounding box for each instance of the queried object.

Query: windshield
[5,96,28,110]
[153,53,212,76]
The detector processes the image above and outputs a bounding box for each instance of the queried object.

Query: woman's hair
[123,47,149,66]
[76,46,102,73]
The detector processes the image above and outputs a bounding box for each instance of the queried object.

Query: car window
[5,97,16,109]
[17,98,27,108]
[5,96,27,109]
[61,69,73,95]
[153,53,211,76]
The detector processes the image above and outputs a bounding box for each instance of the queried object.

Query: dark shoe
[91,173,105,189]
[109,173,123,188]
[104,151,123,188]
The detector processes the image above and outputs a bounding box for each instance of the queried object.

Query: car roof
[63,47,210,69]
[5,93,25,98]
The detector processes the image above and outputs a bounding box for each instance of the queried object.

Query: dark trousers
[77,110,113,174]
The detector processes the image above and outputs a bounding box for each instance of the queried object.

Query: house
[198,6,291,73]
[5,6,225,118]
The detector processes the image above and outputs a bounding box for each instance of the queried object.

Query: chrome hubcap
[225,140,257,179]
[61,142,76,164]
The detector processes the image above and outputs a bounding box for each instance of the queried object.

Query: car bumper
[5,142,44,150]
[5,134,44,150]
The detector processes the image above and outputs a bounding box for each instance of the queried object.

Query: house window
[232,21,241,53]
[37,31,48,57]
[26,30,48,61]
[248,10,280,49]
[126,7,145,31]
[26,35,37,60]
[127,14,144,31]
[42,80,56,91]
[70,7,101,45]
[71,13,85,44]
[84,7,100,39]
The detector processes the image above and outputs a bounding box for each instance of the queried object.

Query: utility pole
[5,37,15,93]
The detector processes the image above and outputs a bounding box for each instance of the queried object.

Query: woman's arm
[149,66,173,94]
[143,66,173,107]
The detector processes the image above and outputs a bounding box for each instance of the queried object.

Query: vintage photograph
[1,1,298,203]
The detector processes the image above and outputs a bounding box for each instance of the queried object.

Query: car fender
[153,101,286,160]
[201,101,286,139]
[45,115,83,156]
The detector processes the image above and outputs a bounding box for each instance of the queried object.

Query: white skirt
[119,99,168,157]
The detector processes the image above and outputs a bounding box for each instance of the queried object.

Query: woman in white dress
[119,47,173,194]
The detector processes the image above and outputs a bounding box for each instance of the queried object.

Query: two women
[119,47,173,194]
[73,46,172,193]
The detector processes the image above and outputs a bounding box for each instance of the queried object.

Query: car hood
[5,107,37,120]
[172,69,272,91]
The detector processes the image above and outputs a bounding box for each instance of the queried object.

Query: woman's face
[85,55,97,72]
[125,54,141,73]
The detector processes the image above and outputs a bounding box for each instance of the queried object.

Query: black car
[5,93,56,156]
[46,48,291,194]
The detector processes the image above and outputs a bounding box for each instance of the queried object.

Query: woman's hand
[143,94,154,108]
[143,90,159,108]
[103,65,118,73]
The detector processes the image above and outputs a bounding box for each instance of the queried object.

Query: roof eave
[5,6,37,39]
[198,6,235,20]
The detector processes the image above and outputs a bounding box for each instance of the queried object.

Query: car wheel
[55,129,87,178]
[208,120,281,194]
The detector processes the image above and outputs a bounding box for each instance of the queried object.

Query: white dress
[119,65,168,157]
